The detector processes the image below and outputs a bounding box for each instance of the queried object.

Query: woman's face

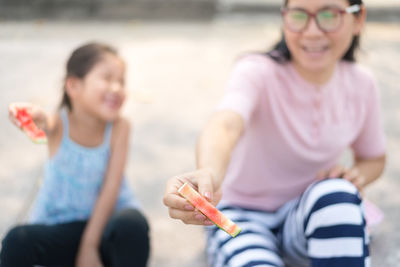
[283,0,365,78]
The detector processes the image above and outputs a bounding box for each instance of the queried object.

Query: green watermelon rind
[26,133,47,144]
[178,182,242,237]
[196,207,241,237]
[22,125,48,144]
[213,217,241,237]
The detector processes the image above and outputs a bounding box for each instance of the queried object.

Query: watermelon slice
[178,182,241,237]
[15,108,47,144]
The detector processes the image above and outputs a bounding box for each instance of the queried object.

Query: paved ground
[0,14,399,267]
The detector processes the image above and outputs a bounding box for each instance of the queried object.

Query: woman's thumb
[197,177,213,202]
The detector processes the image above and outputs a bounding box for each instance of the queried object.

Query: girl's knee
[103,209,150,265]
[116,209,149,231]
[1,225,35,266]
[1,225,31,250]
[109,209,150,243]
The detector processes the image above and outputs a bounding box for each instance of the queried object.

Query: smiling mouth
[104,97,122,109]
[302,45,329,53]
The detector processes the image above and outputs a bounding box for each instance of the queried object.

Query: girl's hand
[163,168,222,226]
[317,165,366,191]
[75,245,103,267]
[8,102,47,131]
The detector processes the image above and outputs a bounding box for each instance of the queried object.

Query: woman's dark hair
[60,42,118,111]
[268,0,363,63]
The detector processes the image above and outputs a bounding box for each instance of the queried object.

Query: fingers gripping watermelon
[178,182,241,237]
[15,108,47,144]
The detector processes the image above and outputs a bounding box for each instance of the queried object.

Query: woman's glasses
[281,5,361,33]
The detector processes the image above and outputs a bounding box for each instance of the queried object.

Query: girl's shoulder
[47,112,63,156]
[113,116,131,132]
[110,116,131,146]
[46,112,62,138]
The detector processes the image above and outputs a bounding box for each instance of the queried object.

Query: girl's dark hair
[60,42,118,111]
[268,0,363,63]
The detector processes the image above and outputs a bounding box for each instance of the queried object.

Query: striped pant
[206,179,369,267]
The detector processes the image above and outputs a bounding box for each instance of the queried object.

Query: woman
[164,0,386,266]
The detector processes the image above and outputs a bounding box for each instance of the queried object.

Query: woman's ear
[65,76,82,100]
[354,6,367,35]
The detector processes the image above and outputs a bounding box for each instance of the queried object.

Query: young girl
[1,43,150,267]
[163,0,386,266]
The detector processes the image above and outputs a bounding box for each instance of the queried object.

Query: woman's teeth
[303,46,328,52]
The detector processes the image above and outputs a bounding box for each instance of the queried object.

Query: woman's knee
[302,179,365,236]
[305,178,361,211]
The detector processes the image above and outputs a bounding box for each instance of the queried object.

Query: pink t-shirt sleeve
[217,56,265,124]
[351,74,386,159]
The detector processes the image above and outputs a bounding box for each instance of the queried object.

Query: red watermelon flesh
[15,108,47,144]
[178,182,241,237]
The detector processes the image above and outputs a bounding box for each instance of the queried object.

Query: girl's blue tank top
[29,109,139,225]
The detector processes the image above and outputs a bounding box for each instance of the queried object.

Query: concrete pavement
[0,15,399,266]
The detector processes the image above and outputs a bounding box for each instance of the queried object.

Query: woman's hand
[75,244,103,267]
[164,111,243,226]
[8,102,47,131]
[317,165,366,191]
[163,168,222,226]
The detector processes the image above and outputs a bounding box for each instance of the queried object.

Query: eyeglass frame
[281,4,362,33]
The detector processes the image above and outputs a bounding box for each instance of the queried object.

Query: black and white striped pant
[206,178,369,267]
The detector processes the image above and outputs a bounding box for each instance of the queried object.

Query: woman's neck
[292,62,337,86]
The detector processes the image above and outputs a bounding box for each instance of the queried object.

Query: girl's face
[283,0,365,79]
[76,53,126,121]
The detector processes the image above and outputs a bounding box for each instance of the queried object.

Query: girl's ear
[354,6,367,35]
[65,76,82,100]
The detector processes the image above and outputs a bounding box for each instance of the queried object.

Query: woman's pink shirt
[217,55,386,211]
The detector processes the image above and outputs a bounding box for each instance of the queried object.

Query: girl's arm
[163,110,244,225]
[9,102,50,133]
[8,102,61,147]
[76,117,130,266]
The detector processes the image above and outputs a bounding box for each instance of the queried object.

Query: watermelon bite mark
[178,182,241,237]
[15,108,47,144]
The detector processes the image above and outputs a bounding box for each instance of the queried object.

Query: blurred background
[1,0,399,266]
